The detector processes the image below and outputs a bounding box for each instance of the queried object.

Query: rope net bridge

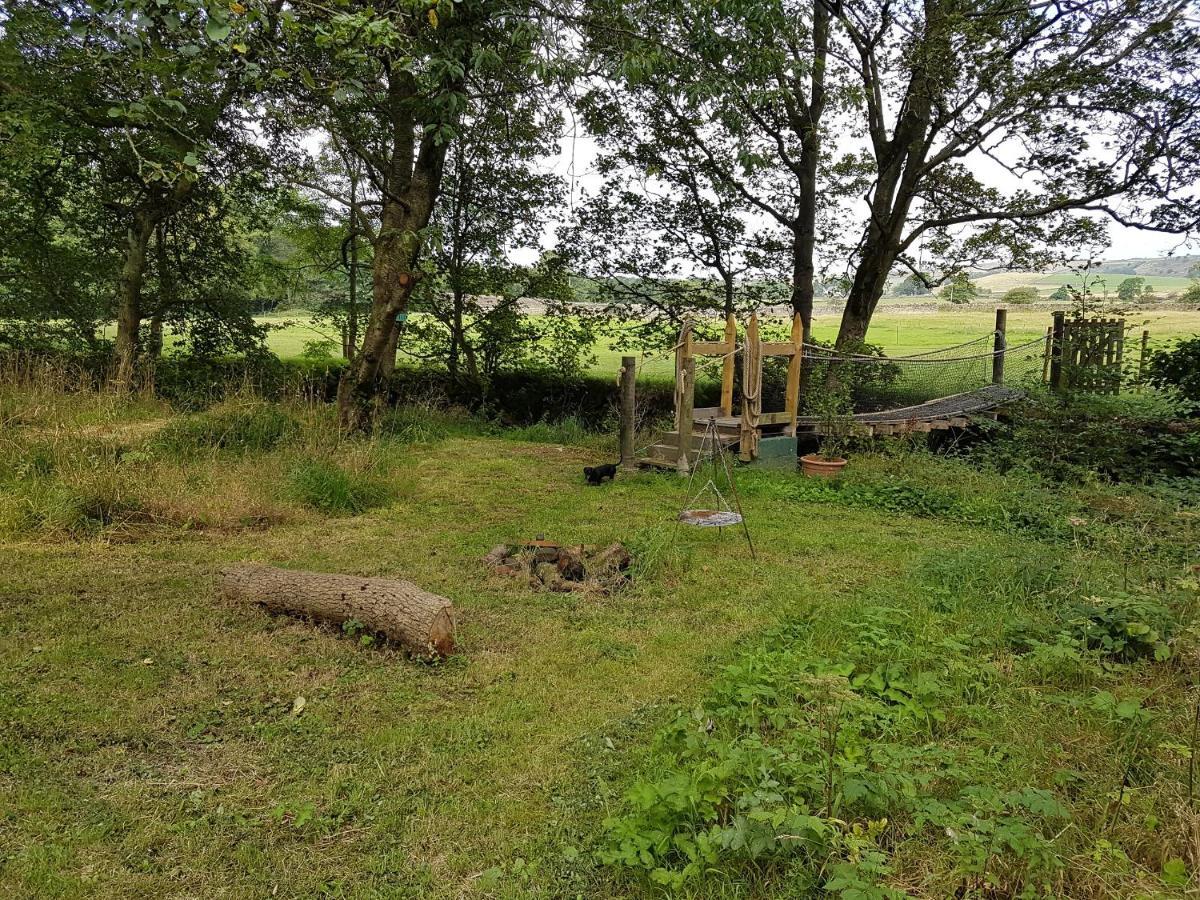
[798,329,1048,415]
[618,308,1098,471]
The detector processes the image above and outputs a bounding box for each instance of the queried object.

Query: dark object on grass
[584,462,618,485]
[220,563,456,657]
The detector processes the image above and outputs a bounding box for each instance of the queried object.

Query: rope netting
[797,331,1049,412]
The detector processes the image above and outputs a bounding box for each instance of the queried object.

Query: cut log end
[220,563,457,658]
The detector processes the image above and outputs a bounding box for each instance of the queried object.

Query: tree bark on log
[220,563,457,657]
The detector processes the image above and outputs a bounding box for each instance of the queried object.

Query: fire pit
[482,538,633,594]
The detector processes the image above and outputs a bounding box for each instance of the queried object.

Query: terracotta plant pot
[800,453,847,478]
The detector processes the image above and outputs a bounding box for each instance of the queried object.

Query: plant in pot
[801,385,855,478]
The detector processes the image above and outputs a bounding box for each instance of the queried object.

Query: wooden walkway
[797,383,1024,435]
[639,384,1023,468]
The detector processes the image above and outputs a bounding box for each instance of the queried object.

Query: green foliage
[1147,335,1200,403]
[149,402,300,457]
[893,273,932,296]
[598,620,1071,892]
[284,459,390,515]
[742,468,1071,541]
[1002,286,1040,305]
[1066,594,1174,662]
[1116,277,1147,302]
[810,383,856,461]
[938,272,979,303]
[968,390,1200,483]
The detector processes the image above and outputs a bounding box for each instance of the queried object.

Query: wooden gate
[1049,312,1125,394]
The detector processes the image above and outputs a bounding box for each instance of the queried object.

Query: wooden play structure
[619,308,1134,472]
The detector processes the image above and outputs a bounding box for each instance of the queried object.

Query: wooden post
[1041,325,1053,384]
[785,312,803,434]
[1137,329,1149,393]
[676,321,696,475]
[720,313,736,417]
[1108,321,1118,398]
[1049,310,1066,391]
[992,307,1007,385]
[677,357,695,475]
[739,314,761,462]
[619,355,636,469]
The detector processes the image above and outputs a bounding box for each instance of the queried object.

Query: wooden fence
[1049,311,1125,394]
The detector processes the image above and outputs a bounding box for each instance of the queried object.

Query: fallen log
[220,563,456,657]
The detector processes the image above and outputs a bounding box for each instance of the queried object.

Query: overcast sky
[545,129,1199,265]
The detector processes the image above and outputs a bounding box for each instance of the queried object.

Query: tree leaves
[205,17,232,43]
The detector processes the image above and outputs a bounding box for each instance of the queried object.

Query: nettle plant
[1067,593,1174,663]
[598,621,1069,894]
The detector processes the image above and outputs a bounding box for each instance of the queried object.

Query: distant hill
[1049,255,1200,278]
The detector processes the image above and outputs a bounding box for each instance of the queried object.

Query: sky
[545,128,1200,267]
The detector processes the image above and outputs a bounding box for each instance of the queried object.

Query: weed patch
[149,401,300,457]
[283,459,391,515]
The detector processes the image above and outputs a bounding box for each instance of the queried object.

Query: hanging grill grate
[675,417,755,557]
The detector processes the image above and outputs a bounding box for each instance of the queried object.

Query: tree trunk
[837,240,897,348]
[336,195,420,431]
[378,314,401,381]
[336,128,445,431]
[220,563,457,657]
[146,314,164,359]
[448,289,465,378]
[112,213,156,392]
[346,172,360,361]
[146,222,170,362]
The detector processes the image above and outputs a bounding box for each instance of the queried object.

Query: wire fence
[797,332,1050,412]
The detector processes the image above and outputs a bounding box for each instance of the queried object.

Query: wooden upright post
[1041,325,1053,384]
[785,312,803,434]
[676,319,696,400]
[1049,310,1066,391]
[739,314,762,463]
[992,307,1007,384]
[1112,319,1125,395]
[619,355,636,469]
[676,319,696,472]
[720,313,737,417]
[1137,329,1149,393]
[676,358,695,475]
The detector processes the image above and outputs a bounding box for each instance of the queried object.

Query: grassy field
[250,304,1200,382]
[974,272,1196,296]
[1,379,1198,897]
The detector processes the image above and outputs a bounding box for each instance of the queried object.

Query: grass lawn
[1,387,1198,898]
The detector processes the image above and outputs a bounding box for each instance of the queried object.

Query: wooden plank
[691,341,733,356]
[761,341,798,356]
[720,314,736,416]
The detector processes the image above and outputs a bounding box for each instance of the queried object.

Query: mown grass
[0,383,1197,898]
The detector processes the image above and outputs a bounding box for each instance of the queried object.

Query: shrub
[1002,286,1040,305]
[150,402,300,458]
[284,459,390,515]
[968,390,1200,483]
[1147,336,1200,404]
